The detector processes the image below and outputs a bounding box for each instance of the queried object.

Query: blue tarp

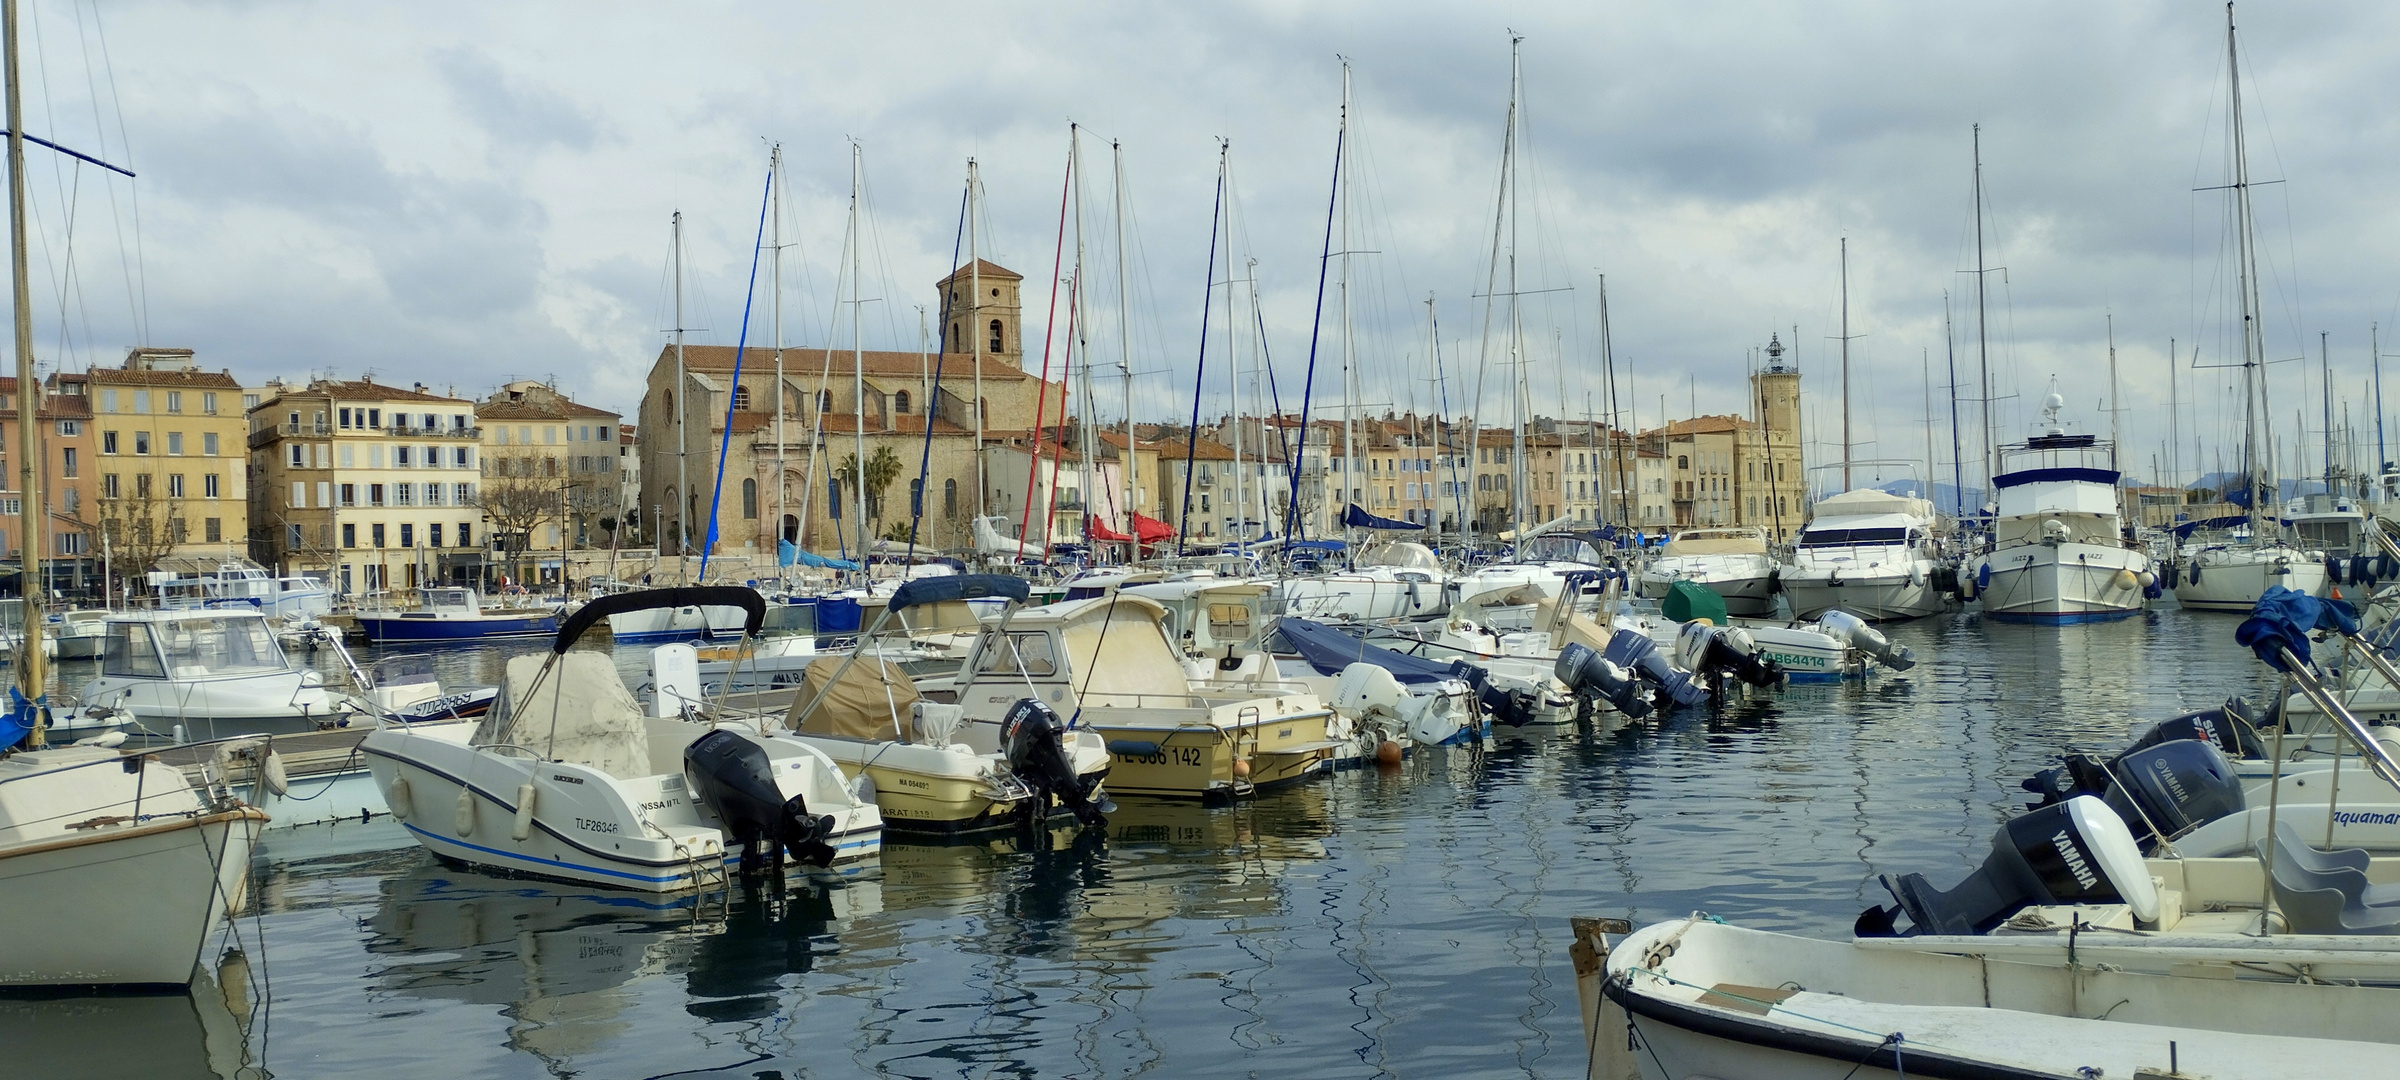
[888,574,1030,613]
[1289,539,1348,553]
[2170,515,2251,540]
[1278,617,1459,686]
[778,539,799,568]
[0,688,31,751]
[2235,585,2359,671]
[1342,503,1425,531]
[796,550,860,571]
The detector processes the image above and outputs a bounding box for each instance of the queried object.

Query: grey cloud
[433,46,604,153]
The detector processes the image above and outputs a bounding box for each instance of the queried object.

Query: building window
[732,385,752,411]
[399,524,414,548]
[168,474,185,498]
[429,523,444,548]
[341,523,356,548]
[288,444,304,467]
[203,517,221,543]
[367,409,381,428]
[454,447,471,467]
[457,523,472,548]
[369,484,386,507]
[202,392,218,415]
[137,474,154,499]
[818,390,833,413]
[453,482,471,505]
[894,390,910,415]
[99,388,116,412]
[166,391,182,414]
[395,483,415,506]
[371,523,385,548]
[207,474,222,499]
[166,432,183,455]
[102,473,119,499]
[988,319,1004,352]
[55,420,77,436]
[395,446,412,467]
[741,477,757,519]
[101,431,116,454]
[339,407,352,428]
[60,448,75,478]
[131,432,151,455]
[944,478,958,519]
[287,523,303,551]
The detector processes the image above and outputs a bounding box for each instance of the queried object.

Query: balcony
[388,424,479,439]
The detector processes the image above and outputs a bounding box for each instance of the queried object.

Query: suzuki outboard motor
[1603,629,1709,708]
[684,729,836,875]
[1555,642,1652,720]
[1671,622,1786,689]
[1856,795,2159,937]
[1001,698,1111,827]
[2123,697,2265,761]
[1816,610,1916,672]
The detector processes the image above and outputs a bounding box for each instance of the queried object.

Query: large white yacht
[1778,488,1947,621]
[1272,541,1449,621]
[1636,526,1778,617]
[1965,390,2154,622]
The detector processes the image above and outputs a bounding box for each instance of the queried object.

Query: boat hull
[1781,573,1945,622]
[0,808,263,987]
[1637,572,1776,618]
[1090,709,1338,800]
[784,733,1112,836]
[2173,553,2330,612]
[355,612,559,643]
[1972,541,2149,623]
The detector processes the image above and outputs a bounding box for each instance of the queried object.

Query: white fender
[512,783,537,841]
[387,775,413,820]
[2112,568,2138,592]
[261,750,289,797]
[455,786,476,837]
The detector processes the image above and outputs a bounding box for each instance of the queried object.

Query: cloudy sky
[19,1,2400,493]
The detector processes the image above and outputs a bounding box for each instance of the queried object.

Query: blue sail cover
[1342,503,1424,531]
[2235,585,2359,671]
[1278,617,1458,686]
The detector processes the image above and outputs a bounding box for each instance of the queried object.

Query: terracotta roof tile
[659,344,1034,383]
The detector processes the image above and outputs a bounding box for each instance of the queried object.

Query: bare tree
[78,486,185,589]
[469,451,564,585]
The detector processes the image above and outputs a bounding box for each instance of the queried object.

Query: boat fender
[2111,568,2138,592]
[1107,739,1162,757]
[1909,563,1925,589]
[388,776,413,820]
[2328,555,2346,586]
[512,783,537,841]
[454,787,476,837]
[2188,560,2202,586]
[1766,567,1783,593]
[852,770,878,806]
[261,750,289,797]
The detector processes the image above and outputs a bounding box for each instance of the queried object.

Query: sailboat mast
[849,145,868,561]
[969,160,985,525]
[5,0,42,722]
[1338,61,1358,554]
[1505,37,1528,550]
[770,144,786,575]
[1597,273,1621,528]
[2227,1,2272,527]
[1839,236,1852,491]
[2169,336,2181,495]
[2376,323,2387,492]
[1945,292,1964,518]
[673,211,689,573]
[1972,125,1993,512]
[1112,139,1132,551]
[2322,330,2334,492]
[2107,315,2121,453]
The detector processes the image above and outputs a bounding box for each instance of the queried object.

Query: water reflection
[0,960,258,1080]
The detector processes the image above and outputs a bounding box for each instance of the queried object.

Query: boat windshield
[369,654,439,688]
[1518,536,1603,565]
[151,617,289,678]
[761,603,818,637]
[1798,527,1909,548]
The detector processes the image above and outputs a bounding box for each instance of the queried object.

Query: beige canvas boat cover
[474,652,652,780]
[1532,597,1614,653]
[1811,488,1934,521]
[1662,528,1768,556]
[787,656,918,740]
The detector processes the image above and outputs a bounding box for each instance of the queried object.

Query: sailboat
[0,2,264,987]
[2172,8,2329,612]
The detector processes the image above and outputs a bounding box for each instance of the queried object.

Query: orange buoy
[1375,740,1404,768]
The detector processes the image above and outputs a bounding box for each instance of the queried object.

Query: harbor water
[7,605,2281,1078]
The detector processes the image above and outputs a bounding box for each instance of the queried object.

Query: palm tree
[835,447,906,533]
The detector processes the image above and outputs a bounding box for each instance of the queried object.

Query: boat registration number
[1120,746,1204,768]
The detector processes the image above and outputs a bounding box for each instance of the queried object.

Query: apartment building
[476,380,623,580]
[250,379,483,594]
[0,375,94,589]
[86,349,248,567]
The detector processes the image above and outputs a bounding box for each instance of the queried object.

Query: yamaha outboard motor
[1603,629,1709,708]
[2021,698,2259,829]
[1671,622,1786,690]
[1001,698,1112,827]
[2021,739,2244,847]
[1555,642,1652,720]
[1450,660,1542,727]
[684,729,836,875]
[1856,795,2159,937]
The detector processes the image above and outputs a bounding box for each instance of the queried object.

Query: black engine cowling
[2020,699,2255,847]
[684,729,836,875]
[1002,698,1112,827]
[1554,642,1652,720]
[1856,795,2159,937]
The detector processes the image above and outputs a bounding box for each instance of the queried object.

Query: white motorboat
[46,607,107,660]
[1451,532,1630,611]
[78,610,357,741]
[0,741,264,987]
[605,598,757,645]
[363,588,881,892]
[1777,489,1947,621]
[1964,389,2155,622]
[1637,527,1777,618]
[156,562,334,620]
[1272,541,1449,621]
[2172,538,2328,612]
[919,593,1344,800]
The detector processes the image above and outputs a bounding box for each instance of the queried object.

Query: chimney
[413,382,429,395]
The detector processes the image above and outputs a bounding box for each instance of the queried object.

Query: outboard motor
[1816,610,1916,672]
[1450,660,1542,728]
[1001,698,1112,827]
[2022,698,2260,811]
[1671,622,1785,689]
[1856,795,2159,937]
[1555,642,1652,720]
[2021,737,2244,848]
[684,729,837,875]
[1603,629,1709,708]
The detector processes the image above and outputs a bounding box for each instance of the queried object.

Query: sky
[19,1,2400,495]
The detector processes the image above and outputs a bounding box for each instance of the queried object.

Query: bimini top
[1358,542,1442,572]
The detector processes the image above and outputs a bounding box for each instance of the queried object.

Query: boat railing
[2,730,286,824]
[1075,690,1214,711]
